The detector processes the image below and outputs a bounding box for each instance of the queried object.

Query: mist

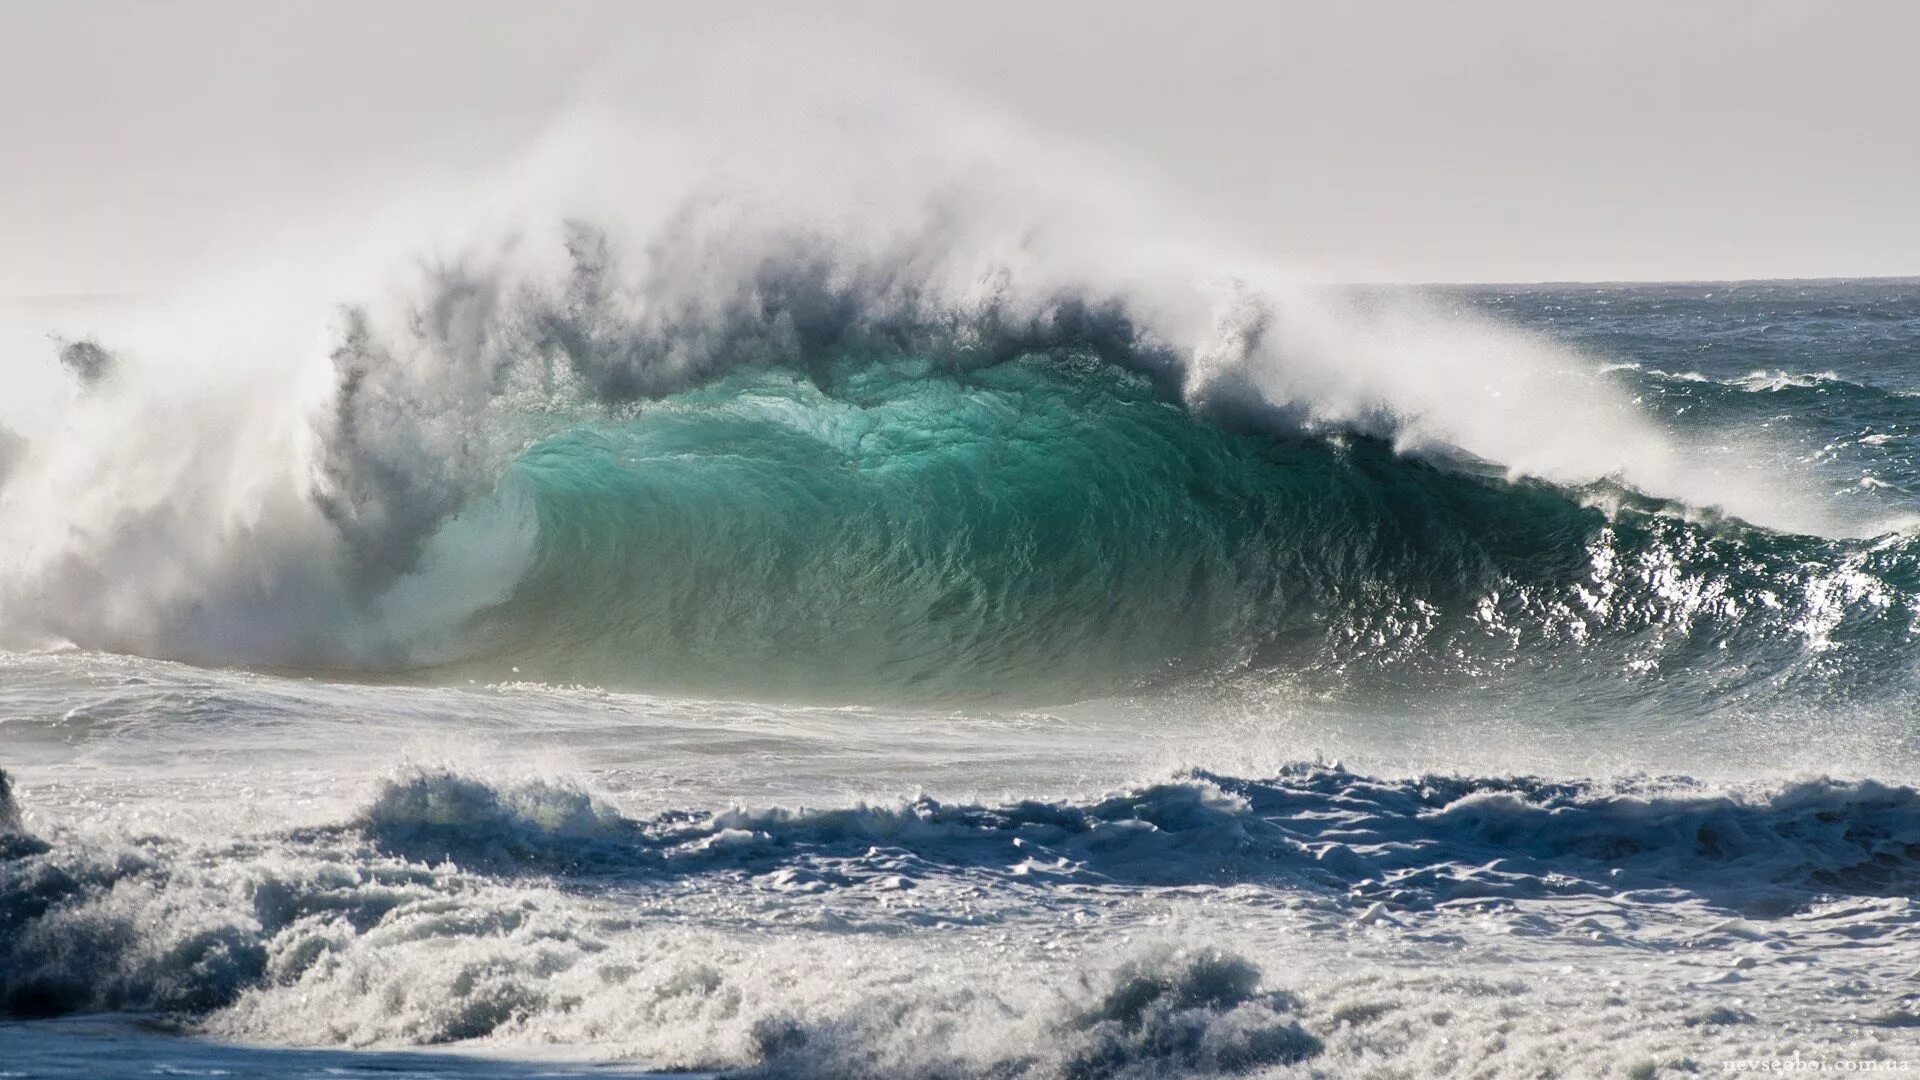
[2,0,1916,297]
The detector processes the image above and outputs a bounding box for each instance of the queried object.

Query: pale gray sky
[2,0,1916,294]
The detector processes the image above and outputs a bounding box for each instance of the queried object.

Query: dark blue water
[1466,279,1920,503]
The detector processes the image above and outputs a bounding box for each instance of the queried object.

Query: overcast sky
[2,0,1916,294]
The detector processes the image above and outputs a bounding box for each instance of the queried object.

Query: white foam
[5,761,1917,1075]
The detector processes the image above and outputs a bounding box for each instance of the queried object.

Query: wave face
[454,351,1586,699]
[429,342,1920,705]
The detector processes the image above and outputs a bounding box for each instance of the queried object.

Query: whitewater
[3,100,1920,1077]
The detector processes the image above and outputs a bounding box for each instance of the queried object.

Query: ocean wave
[1731,368,1845,392]
[1623,364,1908,400]
[738,945,1322,1079]
[6,764,1916,1072]
[24,325,1920,705]
[440,350,1920,701]
[0,154,1888,702]
[2,764,1328,1072]
[346,766,1920,912]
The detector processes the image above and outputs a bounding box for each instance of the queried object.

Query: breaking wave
[0,129,1914,704]
[345,766,1920,910]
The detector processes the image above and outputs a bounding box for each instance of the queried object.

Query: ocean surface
[4,272,1920,1077]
